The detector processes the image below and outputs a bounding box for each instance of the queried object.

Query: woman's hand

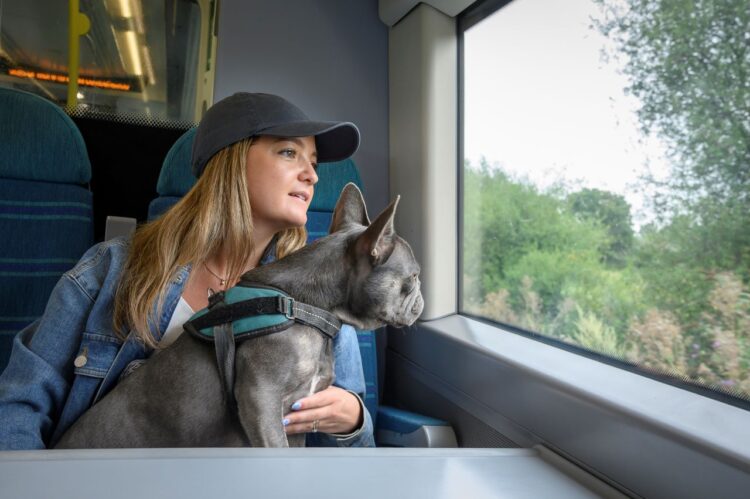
[282,386,362,435]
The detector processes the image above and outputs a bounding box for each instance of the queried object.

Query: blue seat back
[305,160,362,241]
[148,127,198,220]
[150,129,378,422]
[0,88,93,372]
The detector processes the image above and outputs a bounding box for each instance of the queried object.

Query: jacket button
[74,354,88,368]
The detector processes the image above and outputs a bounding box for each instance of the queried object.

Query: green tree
[568,188,634,266]
[463,160,608,305]
[596,0,750,354]
[595,0,750,208]
[463,161,646,340]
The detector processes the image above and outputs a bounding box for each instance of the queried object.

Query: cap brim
[261,121,360,163]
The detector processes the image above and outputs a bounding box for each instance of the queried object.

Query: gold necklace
[204,262,227,288]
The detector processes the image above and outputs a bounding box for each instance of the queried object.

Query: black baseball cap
[191,92,360,177]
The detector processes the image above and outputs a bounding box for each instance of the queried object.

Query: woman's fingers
[282,403,329,434]
[282,386,361,435]
[282,412,328,435]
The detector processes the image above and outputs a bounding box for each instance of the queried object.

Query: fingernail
[282,418,290,426]
[291,401,302,410]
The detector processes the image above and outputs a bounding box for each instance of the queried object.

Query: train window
[0,0,214,125]
[460,0,750,403]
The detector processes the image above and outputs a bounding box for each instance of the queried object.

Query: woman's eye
[280,148,296,158]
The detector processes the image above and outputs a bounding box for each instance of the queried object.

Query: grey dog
[55,183,423,448]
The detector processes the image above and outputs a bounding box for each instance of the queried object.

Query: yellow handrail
[67,0,91,109]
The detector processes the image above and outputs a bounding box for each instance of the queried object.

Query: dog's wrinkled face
[363,236,423,327]
[329,184,424,330]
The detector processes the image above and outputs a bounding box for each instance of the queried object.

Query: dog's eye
[401,275,418,293]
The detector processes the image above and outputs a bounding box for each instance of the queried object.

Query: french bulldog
[55,183,423,448]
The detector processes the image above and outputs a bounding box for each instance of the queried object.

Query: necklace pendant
[204,262,228,290]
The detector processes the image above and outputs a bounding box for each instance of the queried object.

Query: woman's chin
[293,213,308,228]
[281,214,308,230]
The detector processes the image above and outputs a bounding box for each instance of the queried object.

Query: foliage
[594,0,750,209]
[570,306,626,357]
[626,309,687,375]
[464,164,646,338]
[697,272,750,394]
[593,0,750,315]
[463,158,749,399]
[634,217,716,327]
[568,188,635,266]
[463,161,608,305]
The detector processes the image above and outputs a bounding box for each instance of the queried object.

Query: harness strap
[187,296,341,340]
[214,322,237,410]
[284,300,341,340]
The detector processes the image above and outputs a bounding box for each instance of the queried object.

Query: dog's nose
[411,295,423,315]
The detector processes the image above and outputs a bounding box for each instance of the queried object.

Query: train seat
[0,88,94,373]
[147,127,198,220]
[151,128,456,446]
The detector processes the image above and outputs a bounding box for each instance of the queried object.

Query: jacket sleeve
[0,257,100,449]
[306,324,375,448]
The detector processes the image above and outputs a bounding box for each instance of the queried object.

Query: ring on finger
[312,419,319,433]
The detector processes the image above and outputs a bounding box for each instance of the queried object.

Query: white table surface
[0,447,613,499]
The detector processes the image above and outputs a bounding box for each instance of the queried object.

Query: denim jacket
[0,237,374,449]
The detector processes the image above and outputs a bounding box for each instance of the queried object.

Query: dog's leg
[233,328,332,447]
[234,384,290,447]
[232,337,288,447]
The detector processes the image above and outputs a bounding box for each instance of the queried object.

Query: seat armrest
[105,216,137,241]
[375,405,457,447]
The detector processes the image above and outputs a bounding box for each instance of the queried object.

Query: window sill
[387,314,750,498]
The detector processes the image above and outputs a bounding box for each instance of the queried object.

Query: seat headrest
[156,127,199,197]
[0,88,91,184]
[155,126,363,206]
[310,159,362,211]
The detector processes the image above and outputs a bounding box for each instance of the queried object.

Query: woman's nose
[301,160,318,184]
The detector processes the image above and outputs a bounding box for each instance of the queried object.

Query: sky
[463,0,671,228]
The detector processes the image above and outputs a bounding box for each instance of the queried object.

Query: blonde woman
[0,93,373,449]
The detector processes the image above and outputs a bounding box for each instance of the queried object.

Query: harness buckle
[207,290,225,308]
[279,296,295,320]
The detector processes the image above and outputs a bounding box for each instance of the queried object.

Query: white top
[160,297,195,348]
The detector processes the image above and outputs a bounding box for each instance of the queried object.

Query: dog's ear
[356,195,400,266]
[330,183,370,233]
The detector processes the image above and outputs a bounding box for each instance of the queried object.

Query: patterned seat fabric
[0,88,93,373]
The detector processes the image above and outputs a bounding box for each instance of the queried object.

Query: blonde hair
[113,137,307,348]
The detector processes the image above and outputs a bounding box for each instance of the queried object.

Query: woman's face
[245,135,319,235]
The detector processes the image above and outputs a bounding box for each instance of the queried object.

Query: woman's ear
[329,183,370,233]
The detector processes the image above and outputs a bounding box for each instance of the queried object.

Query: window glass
[0,0,207,125]
[461,0,750,402]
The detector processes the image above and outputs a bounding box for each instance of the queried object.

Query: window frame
[455,0,750,411]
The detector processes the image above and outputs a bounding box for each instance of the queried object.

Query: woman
[0,92,374,449]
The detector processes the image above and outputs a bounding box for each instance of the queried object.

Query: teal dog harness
[183,282,342,408]
[185,285,341,342]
